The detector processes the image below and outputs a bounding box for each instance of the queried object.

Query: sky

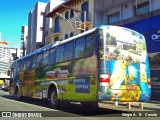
[0,0,48,48]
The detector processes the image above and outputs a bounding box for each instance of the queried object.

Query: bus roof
[13,25,143,63]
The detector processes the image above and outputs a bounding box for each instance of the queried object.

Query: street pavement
[0,90,160,120]
[101,100,160,111]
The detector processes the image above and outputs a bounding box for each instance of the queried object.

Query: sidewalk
[101,100,160,111]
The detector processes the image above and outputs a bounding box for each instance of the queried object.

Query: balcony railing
[50,27,61,39]
[73,12,92,29]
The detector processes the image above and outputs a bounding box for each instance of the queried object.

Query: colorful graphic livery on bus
[9,25,151,109]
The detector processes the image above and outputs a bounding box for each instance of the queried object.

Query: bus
[9,25,151,109]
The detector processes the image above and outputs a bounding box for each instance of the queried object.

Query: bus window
[56,45,64,63]
[85,34,95,57]
[27,57,32,70]
[17,61,21,73]
[75,37,85,59]
[11,62,16,69]
[13,61,20,82]
[42,50,49,66]
[65,42,74,61]
[36,53,43,68]
[48,48,55,65]
[20,59,27,71]
[20,60,23,71]
[32,55,37,69]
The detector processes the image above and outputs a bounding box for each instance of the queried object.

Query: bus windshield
[99,26,147,64]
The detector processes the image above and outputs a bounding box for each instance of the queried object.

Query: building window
[81,2,89,22]
[54,37,59,42]
[70,10,74,19]
[108,12,120,24]
[65,11,69,20]
[70,32,74,37]
[86,27,88,31]
[81,30,84,33]
[65,34,68,39]
[135,1,149,16]
[54,17,60,33]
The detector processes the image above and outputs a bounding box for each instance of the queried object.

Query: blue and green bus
[9,25,151,109]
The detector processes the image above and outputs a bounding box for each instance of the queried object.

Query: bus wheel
[49,88,59,109]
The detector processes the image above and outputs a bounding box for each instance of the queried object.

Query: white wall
[152,0,160,11]
[23,26,28,42]
[94,12,103,27]
[121,1,133,20]
[36,2,46,42]
[94,0,160,26]
[50,0,66,10]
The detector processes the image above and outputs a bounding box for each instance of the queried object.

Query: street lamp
[61,5,87,32]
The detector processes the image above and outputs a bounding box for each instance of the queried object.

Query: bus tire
[49,88,59,109]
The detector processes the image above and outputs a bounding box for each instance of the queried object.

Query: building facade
[26,2,47,55]
[46,0,94,44]
[0,41,11,79]
[43,0,66,46]
[95,0,160,101]
[46,0,160,100]
[20,25,28,57]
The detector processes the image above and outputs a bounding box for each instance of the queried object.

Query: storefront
[122,15,160,101]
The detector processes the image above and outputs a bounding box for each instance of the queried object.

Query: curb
[100,101,160,111]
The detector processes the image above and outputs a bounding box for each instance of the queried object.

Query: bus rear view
[97,26,151,102]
